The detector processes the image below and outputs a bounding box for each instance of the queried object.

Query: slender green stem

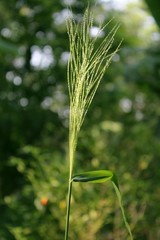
[65,178,73,240]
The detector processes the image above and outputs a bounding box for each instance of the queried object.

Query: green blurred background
[0,0,160,239]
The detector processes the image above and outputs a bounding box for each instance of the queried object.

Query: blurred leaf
[145,0,160,28]
[0,38,18,54]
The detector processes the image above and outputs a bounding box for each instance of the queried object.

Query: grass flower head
[67,8,120,177]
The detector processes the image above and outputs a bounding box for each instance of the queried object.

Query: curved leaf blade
[72,170,133,240]
[72,170,113,183]
[111,181,133,240]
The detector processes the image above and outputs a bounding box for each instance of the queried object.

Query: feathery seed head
[67,8,120,175]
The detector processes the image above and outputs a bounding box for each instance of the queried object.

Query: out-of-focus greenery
[0,0,160,239]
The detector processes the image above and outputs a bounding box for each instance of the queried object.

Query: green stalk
[64,130,75,240]
[64,178,72,240]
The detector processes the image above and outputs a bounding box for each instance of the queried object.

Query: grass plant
[65,8,133,240]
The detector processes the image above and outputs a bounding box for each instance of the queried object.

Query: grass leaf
[72,170,113,183]
[72,170,133,240]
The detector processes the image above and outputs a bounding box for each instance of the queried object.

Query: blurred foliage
[0,0,160,239]
[145,0,160,28]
